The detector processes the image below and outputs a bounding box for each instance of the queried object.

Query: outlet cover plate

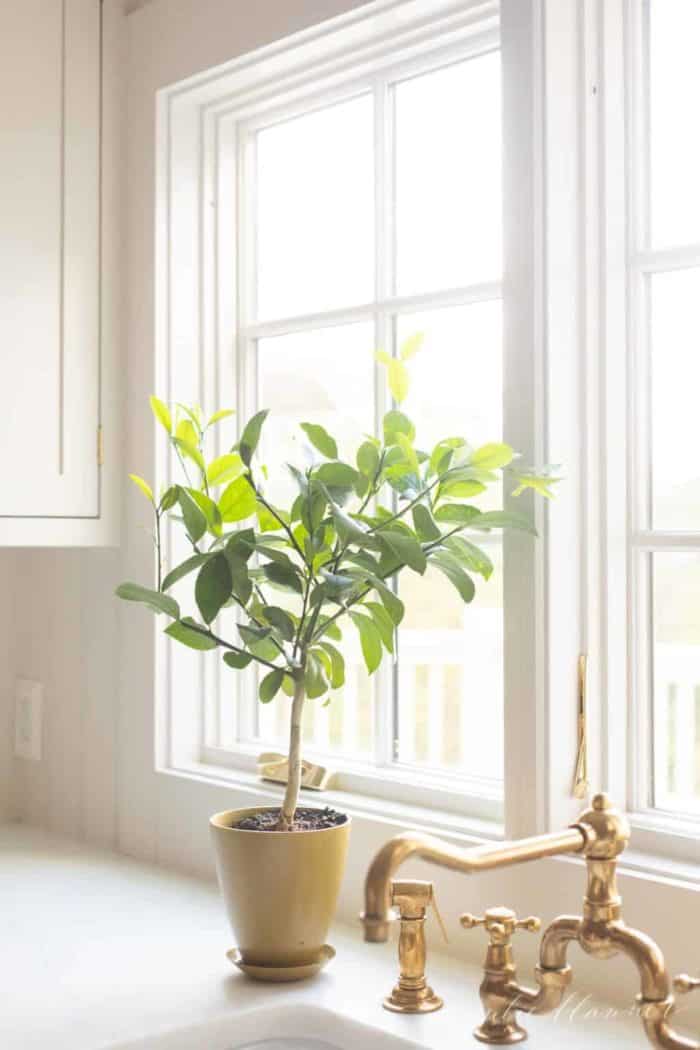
[14,679,43,761]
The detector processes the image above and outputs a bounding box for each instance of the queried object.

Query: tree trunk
[279,676,305,830]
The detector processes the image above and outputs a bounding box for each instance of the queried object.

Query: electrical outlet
[14,679,43,761]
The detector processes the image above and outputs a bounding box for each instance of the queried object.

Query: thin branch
[183,622,283,673]
[244,473,308,565]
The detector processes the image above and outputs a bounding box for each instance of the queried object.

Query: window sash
[626,0,700,831]
[200,29,507,814]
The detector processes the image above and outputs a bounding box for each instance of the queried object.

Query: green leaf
[304,653,330,699]
[188,489,222,535]
[383,410,415,444]
[329,503,380,550]
[318,642,345,689]
[300,422,338,460]
[176,418,199,447]
[173,436,206,475]
[412,503,441,542]
[239,409,269,466]
[239,623,272,647]
[227,552,252,604]
[470,443,514,470]
[165,618,217,650]
[259,668,284,703]
[364,601,395,653]
[443,536,493,580]
[300,486,327,535]
[159,485,178,512]
[319,620,342,641]
[195,554,232,624]
[177,486,208,544]
[206,453,244,487]
[396,433,420,473]
[430,551,476,603]
[429,437,466,477]
[433,504,480,525]
[467,510,537,536]
[439,477,487,500]
[224,528,256,562]
[207,408,235,427]
[149,395,172,435]
[262,560,303,594]
[263,606,296,642]
[116,582,180,618]
[399,332,424,361]
[219,476,257,523]
[349,612,383,674]
[223,650,253,669]
[128,474,154,504]
[357,440,380,478]
[377,529,427,574]
[161,552,210,591]
[314,462,359,487]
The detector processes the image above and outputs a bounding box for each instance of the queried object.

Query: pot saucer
[227,944,335,982]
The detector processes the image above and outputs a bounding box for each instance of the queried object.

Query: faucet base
[474,1019,528,1044]
[383,986,444,1014]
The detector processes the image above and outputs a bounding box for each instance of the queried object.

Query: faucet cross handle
[673,974,700,995]
[461,906,541,945]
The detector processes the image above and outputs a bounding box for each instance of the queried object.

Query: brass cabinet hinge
[97,424,104,467]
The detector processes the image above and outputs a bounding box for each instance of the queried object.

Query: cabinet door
[0,0,100,518]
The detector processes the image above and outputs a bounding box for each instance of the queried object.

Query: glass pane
[396,546,503,782]
[651,269,700,530]
[652,553,700,815]
[254,322,377,758]
[255,95,374,319]
[648,1,700,247]
[395,302,504,782]
[256,631,374,760]
[394,52,502,295]
[257,323,375,506]
[398,301,502,511]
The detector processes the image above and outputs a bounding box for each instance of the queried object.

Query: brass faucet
[362,793,700,1047]
[383,880,444,1014]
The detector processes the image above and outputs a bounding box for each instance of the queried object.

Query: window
[204,38,506,812]
[628,0,700,823]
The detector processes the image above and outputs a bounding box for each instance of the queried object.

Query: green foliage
[118,355,558,821]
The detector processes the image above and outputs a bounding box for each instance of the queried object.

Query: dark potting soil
[234,806,347,832]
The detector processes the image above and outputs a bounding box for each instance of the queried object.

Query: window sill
[164,756,505,846]
[161,757,700,890]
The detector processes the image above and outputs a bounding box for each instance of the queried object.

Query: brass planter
[210,806,351,974]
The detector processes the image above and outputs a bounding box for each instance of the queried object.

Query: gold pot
[210,806,351,972]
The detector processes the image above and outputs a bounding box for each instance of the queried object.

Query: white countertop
[0,824,649,1049]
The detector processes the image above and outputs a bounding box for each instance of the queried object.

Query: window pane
[396,546,503,782]
[257,323,375,506]
[256,631,374,760]
[648,1,700,247]
[395,302,504,782]
[652,553,700,816]
[398,301,502,510]
[254,322,377,758]
[394,52,501,295]
[651,269,700,530]
[255,95,374,319]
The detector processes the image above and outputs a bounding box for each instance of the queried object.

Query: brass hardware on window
[257,751,333,791]
[96,424,104,467]
[362,793,700,1048]
[572,653,589,799]
[383,879,444,1014]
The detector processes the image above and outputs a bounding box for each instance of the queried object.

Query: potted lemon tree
[117,345,556,979]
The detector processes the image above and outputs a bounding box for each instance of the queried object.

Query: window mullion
[372,77,395,769]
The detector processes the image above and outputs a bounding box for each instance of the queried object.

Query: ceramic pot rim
[210,804,351,836]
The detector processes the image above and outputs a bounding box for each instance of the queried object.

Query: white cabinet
[0,0,120,545]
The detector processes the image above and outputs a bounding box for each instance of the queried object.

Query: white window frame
[157,0,511,830]
[154,0,700,876]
